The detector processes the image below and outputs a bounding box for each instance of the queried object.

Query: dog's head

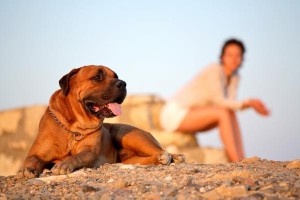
[59,65,127,118]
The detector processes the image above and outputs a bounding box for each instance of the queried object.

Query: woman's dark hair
[220,38,246,61]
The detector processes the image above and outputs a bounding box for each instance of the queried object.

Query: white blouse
[160,63,244,131]
[171,63,243,110]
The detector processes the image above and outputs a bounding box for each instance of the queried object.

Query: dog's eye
[92,74,102,81]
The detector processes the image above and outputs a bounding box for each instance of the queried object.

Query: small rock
[244,178,256,186]
[27,179,44,185]
[261,172,272,178]
[142,193,161,199]
[165,188,178,196]
[291,187,300,198]
[165,176,172,181]
[250,185,260,191]
[294,180,300,188]
[279,182,289,188]
[199,187,206,193]
[286,160,300,169]
[119,164,135,170]
[107,179,114,183]
[233,176,244,183]
[240,193,264,200]
[100,193,114,200]
[202,185,248,198]
[223,180,233,186]
[81,185,98,192]
[111,180,127,188]
[242,156,261,163]
[177,193,188,200]
[179,176,192,187]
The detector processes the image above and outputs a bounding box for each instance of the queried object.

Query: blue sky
[1,0,299,161]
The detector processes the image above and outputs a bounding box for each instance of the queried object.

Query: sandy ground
[1,157,300,200]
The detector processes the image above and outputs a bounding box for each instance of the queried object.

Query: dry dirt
[1,157,300,200]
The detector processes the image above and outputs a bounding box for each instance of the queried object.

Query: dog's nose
[115,80,126,88]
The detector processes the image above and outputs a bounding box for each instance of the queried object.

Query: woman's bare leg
[176,106,242,162]
[230,111,245,159]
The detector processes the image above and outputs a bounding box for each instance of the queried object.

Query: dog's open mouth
[85,101,122,118]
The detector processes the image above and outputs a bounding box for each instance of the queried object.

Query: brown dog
[18,65,185,178]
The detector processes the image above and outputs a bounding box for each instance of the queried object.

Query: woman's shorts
[160,101,189,132]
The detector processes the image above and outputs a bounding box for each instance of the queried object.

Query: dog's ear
[59,68,81,96]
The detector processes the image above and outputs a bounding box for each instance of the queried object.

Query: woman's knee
[216,107,234,120]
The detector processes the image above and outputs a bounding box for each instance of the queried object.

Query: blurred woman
[160,38,270,162]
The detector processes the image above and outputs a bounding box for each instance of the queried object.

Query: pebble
[111,180,127,188]
[165,188,178,196]
[118,164,135,170]
[291,187,300,197]
[81,185,98,192]
[100,193,113,200]
[199,187,206,193]
[142,193,161,199]
[178,176,192,187]
[107,179,114,183]
[28,179,44,185]
[286,160,300,169]
[279,182,289,187]
[242,156,261,163]
[250,185,260,191]
[294,180,300,188]
[244,178,256,186]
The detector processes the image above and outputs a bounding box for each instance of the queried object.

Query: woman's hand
[242,99,270,116]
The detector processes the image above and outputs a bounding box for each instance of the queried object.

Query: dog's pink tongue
[108,103,122,116]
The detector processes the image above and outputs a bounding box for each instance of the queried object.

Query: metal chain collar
[49,109,83,141]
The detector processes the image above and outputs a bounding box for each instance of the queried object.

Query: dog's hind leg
[119,149,172,165]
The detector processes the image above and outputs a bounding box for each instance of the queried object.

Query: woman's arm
[241,99,270,116]
[209,69,270,115]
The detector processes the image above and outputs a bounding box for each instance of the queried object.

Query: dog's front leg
[51,150,97,175]
[18,155,46,178]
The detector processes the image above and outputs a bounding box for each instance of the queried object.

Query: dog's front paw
[172,153,186,163]
[157,151,172,165]
[51,161,75,175]
[17,168,40,178]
